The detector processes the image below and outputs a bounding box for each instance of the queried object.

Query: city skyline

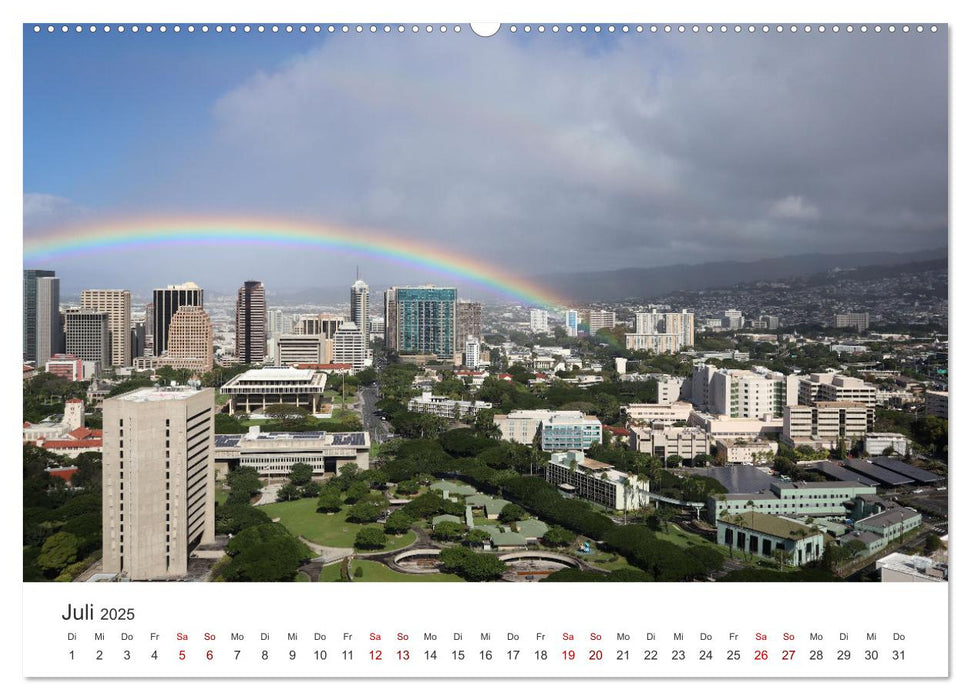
[24,27,946,294]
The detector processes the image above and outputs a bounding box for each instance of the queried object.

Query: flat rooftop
[231,368,317,381]
[114,386,205,402]
[717,511,820,541]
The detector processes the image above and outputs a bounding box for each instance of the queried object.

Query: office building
[235,280,267,364]
[629,424,710,462]
[131,321,146,360]
[81,289,132,367]
[835,312,870,332]
[564,309,579,337]
[34,275,62,366]
[270,334,333,367]
[332,321,368,373]
[407,391,493,419]
[267,309,296,338]
[159,306,213,372]
[876,552,948,583]
[654,375,690,405]
[220,367,328,415]
[65,309,110,367]
[494,410,602,451]
[214,425,369,480]
[102,386,216,580]
[457,301,482,342]
[153,282,203,356]
[384,286,458,358]
[295,313,342,338]
[721,309,744,330]
[350,278,370,338]
[714,438,778,465]
[45,353,84,381]
[587,310,616,335]
[797,372,877,409]
[925,390,948,419]
[783,402,869,450]
[144,303,154,356]
[24,269,57,363]
[547,451,650,511]
[707,368,796,419]
[707,481,877,524]
[688,411,784,441]
[530,308,549,334]
[623,401,693,426]
[864,433,912,456]
[716,512,824,565]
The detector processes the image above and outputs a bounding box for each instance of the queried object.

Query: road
[360,385,392,445]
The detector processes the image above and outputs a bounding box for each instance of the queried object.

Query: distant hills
[538,248,947,302]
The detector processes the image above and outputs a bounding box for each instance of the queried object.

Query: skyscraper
[383,286,457,357]
[102,385,216,580]
[235,280,267,364]
[35,275,62,366]
[23,269,55,363]
[350,278,370,339]
[161,306,214,372]
[153,283,203,356]
[457,301,483,342]
[64,309,110,369]
[81,289,132,367]
[587,310,616,335]
[144,302,155,356]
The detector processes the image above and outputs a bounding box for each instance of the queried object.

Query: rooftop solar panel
[870,457,944,484]
[841,459,914,486]
[810,461,879,487]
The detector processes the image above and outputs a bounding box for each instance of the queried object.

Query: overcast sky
[24,27,947,297]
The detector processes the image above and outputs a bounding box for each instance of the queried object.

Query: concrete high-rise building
[457,301,483,342]
[463,336,481,368]
[23,269,56,363]
[32,274,62,366]
[295,313,342,338]
[81,289,132,367]
[797,372,877,410]
[160,306,214,372]
[332,321,368,373]
[270,334,333,366]
[65,309,110,368]
[721,309,745,331]
[708,368,796,419]
[235,280,267,364]
[153,283,203,356]
[144,302,155,356]
[564,309,579,337]
[131,321,146,360]
[630,309,695,352]
[384,286,457,357]
[350,278,370,339]
[783,402,869,450]
[835,312,870,332]
[587,310,616,335]
[102,385,216,580]
[530,309,549,334]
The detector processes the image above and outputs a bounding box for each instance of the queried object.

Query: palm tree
[745,500,756,529]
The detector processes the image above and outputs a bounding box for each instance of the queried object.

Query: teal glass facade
[396,287,457,357]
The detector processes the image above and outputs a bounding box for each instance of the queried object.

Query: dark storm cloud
[26,29,947,291]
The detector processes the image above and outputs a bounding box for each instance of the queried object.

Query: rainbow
[22,215,569,307]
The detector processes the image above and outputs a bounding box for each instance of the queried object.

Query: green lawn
[258,498,417,552]
[655,523,732,557]
[575,544,631,571]
[214,488,230,506]
[318,560,462,582]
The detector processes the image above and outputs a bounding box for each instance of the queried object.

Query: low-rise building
[624,401,693,426]
[407,391,493,419]
[688,411,784,441]
[864,433,912,456]
[925,390,948,419]
[707,481,877,524]
[547,451,650,511]
[213,425,369,480]
[630,424,710,461]
[494,410,602,451]
[716,512,825,566]
[876,552,948,582]
[220,367,329,416]
[269,334,333,366]
[714,438,778,465]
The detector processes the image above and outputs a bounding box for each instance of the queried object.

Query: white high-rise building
[628,309,694,353]
[332,321,368,373]
[464,336,481,368]
[530,309,549,334]
[81,289,132,367]
[350,278,370,338]
[721,309,745,330]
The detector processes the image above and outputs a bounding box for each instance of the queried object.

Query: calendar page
[13,0,960,694]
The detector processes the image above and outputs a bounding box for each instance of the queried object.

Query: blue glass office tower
[385,286,457,358]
